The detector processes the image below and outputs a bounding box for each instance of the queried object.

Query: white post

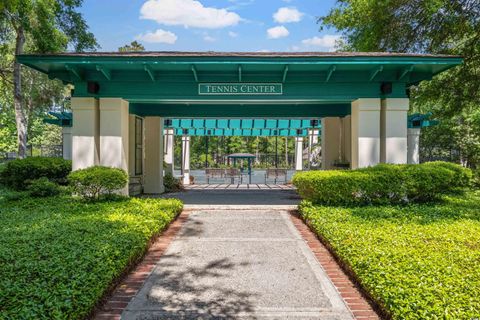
[381,98,409,164]
[181,135,191,185]
[321,117,342,170]
[99,98,130,195]
[71,97,99,170]
[62,126,72,160]
[407,128,421,164]
[164,128,174,175]
[351,98,381,169]
[295,136,303,171]
[144,117,165,194]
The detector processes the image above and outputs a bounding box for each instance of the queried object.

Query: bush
[68,166,128,200]
[293,162,472,205]
[164,173,184,193]
[0,157,71,190]
[27,177,61,197]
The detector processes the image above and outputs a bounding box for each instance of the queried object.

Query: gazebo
[227,153,256,184]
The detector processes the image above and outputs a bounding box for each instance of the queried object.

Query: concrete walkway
[121,209,354,319]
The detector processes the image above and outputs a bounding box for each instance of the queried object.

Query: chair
[265,168,287,184]
[224,168,241,184]
[206,168,225,184]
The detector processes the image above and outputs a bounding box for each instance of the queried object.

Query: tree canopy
[320,0,480,167]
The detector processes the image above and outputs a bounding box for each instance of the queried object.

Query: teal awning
[43,111,72,127]
[408,113,439,128]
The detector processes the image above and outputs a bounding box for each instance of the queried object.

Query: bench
[205,168,225,184]
[224,168,241,184]
[265,168,287,184]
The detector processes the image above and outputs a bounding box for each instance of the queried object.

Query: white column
[181,135,191,185]
[351,98,381,169]
[144,117,165,194]
[381,98,409,164]
[321,117,342,170]
[71,97,99,170]
[342,116,352,164]
[99,98,130,195]
[295,136,303,171]
[62,127,72,160]
[164,128,175,175]
[407,128,421,164]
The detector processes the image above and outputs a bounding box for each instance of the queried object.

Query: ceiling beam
[96,65,111,81]
[398,65,414,80]
[369,65,383,82]
[191,65,199,82]
[325,65,336,82]
[65,64,83,81]
[282,65,289,83]
[144,64,155,81]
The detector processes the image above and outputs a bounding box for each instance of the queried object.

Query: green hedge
[0,157,72,190]
[293,162,472,205]
[68,166,128,200]
[0,195,183,319]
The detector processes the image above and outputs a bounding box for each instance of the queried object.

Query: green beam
[96,65,111,81]
[325,65,336,82]
[369,65,383,82]
[144,64,155,81]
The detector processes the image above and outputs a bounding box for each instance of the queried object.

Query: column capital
[71,97,98,111]
[381,98,409,111]
[351,98,381,111]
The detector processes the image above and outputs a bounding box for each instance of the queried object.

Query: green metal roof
[19,51,462,118]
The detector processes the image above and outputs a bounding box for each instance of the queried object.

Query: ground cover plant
[0,192,183,319]
[299,192,480,319]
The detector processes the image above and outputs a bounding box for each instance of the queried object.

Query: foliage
[299,191,480,319]
[164,173,184,193]
[68,166,128,200]
[118,40,145,52]
[319,0,480,168]
[292,162,472,205]
[0,156,71,190]
[27,177,60,197]
[0,195,183,319]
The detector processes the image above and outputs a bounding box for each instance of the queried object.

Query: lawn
[299,192,480,319]
[0,192,183,319]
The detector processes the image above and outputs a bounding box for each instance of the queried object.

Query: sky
[79,0,340,52]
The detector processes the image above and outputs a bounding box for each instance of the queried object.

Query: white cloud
[140,0,241,29]
[203,35,216,42]
[228,31,238,38]
[267,25,289,39]
[257,49,271,52]
[136,29,178,44]
[273,7,303,23]
[301,34,341,51]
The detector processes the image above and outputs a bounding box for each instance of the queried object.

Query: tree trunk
[14,27,27,158]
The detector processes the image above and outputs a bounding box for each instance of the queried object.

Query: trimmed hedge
[68,166,128,200]
[0,195,183,319]
[293,162,472,205]
[0,157,71,190]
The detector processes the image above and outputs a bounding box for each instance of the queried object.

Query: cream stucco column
[321,117,342,170]
[407,128,421,164]
[144,117,165,194]
[342,116,352,165]
[181,135,191,185]
[381,98,409,164]
[351,98,381,169]
[295,136,303,171]
[164,128,175,175]
[71,97,99,170]
[62,127,72,160]
[99,98,130,195]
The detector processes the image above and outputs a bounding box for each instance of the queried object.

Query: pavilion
[19,51,461,195]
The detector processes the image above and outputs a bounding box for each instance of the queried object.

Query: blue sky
[79,0,340,52]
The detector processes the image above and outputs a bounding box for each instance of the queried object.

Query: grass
[299,191,480,319]
[0,190,183,319]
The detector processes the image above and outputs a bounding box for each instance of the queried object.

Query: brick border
[290,212,383,320]
[92,210,190,320]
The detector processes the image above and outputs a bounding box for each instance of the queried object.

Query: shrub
[27,177,61,197]
[68,166,128,200]
[293,162,472,205]
[473,168,480,189]
[0,157,71,190]
[164,173,184,193]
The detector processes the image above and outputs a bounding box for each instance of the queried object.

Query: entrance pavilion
[18,52,461,195]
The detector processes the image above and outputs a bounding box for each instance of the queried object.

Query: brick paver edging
[92,210,190,320]
[289,212,384,320]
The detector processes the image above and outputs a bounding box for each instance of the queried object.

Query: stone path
[121,209,354,319]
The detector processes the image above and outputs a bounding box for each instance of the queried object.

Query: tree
[118,41,145,52]
[0,0,97,158]
[320,0,480,167]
